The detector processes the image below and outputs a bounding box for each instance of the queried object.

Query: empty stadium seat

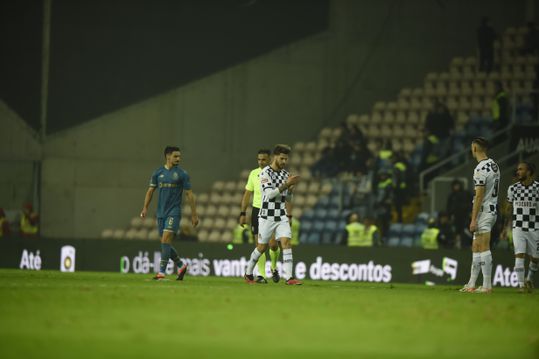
[130,216,143,229]
[389,223,402,237]
[317,196,330,207]
[112,229,126,240]
[101,229,114,239]
[387,236,400,247]
[208,230,221,242]
[401,237,414,247]
[307,232,321,244]
[197,230,209,242]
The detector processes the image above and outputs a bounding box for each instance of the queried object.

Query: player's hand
[140,208,147,219]
[469,220,477,233]
[239,214,247,227]
[191,214,199,228]
[286,175,300,187]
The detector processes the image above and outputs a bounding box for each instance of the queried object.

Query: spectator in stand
[437,211,456,249]
[374,170,393,242]
[523,21,539,55]
[446,179,473,249]
[0,208,10,238]
[20,203,39,237]
[392,152,410,223]
[374,139,393,177]
[348,141,372,175]
[477,16,496,73]
[311,145,337,178]
[492,81,509,132]
[425,99,454,157]
[420,132,440,172]
[425,99,455,140]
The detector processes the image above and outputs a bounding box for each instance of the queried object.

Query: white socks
[480,250,492,289]
[245,248,262,275]
[515,257,525,287]
[527,261,538,282]
[282,248,293,280]
[468,252,482,287]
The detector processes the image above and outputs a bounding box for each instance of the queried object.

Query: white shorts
[475,212,496,234]
[258,218,291,244]
[513,227,539,257]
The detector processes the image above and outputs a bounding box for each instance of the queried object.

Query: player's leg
[161,216,188,280]
[526,257,538,291]
[153,217,175,280]
[513,228,527,291]
[460,236,482,292]
[269,236,281,283]
[467,212,494,293]
[250,208,267,283]
[475,231,493,293]
[244,218,271,283]
[525,232,539,291]
[277,221,301,285]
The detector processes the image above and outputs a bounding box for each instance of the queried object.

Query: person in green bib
[240,149,281,283]
[343,213,379,247]
[421,218,440,250]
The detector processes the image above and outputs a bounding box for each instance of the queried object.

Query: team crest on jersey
[172,172,179,180]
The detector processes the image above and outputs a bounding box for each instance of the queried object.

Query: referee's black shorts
[251,207,260,235]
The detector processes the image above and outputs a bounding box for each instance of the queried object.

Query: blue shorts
[157,216,180,236]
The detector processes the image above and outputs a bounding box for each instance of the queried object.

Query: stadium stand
[104,24,537,246]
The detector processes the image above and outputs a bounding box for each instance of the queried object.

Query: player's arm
[140,187,156,218]
[469,185,485,232]
[184,189,199,227]
[285,197,293,222]
[240,190,253,226]
[503,201,513,225]
[261,173,300,199]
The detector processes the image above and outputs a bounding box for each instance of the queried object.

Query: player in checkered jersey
[460,138,500,294]
[244,144,302,285]
[506,162,539,292]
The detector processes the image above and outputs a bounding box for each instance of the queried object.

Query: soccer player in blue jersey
[140,146,199,280]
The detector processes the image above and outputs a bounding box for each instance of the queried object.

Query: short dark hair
[164,146,180,158]
[472,137,489,150]
[257,149,271,156]
[522,161,536,176]
[273,144,291,156]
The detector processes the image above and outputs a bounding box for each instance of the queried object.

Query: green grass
[0,270,538,359]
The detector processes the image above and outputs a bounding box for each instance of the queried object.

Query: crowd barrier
[0,237,520,287]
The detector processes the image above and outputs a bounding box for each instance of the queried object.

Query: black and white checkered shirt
[259,165,289,221]
[473,158,500,214]
[507,180,539,231]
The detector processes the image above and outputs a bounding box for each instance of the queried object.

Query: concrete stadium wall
[0,101,42,209]
[36,0,530,238]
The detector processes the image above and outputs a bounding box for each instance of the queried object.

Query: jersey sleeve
[260,169,274,193]
[245,170,255,191]
[149,170,158,188]
[473,169,486,187]
[182,171,192,190]
[506,185,513,203]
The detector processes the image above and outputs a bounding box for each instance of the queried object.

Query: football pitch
[0,270,537,359]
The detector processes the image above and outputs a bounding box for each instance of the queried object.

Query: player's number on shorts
[492,179,499,198]
[168,217,174,226]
